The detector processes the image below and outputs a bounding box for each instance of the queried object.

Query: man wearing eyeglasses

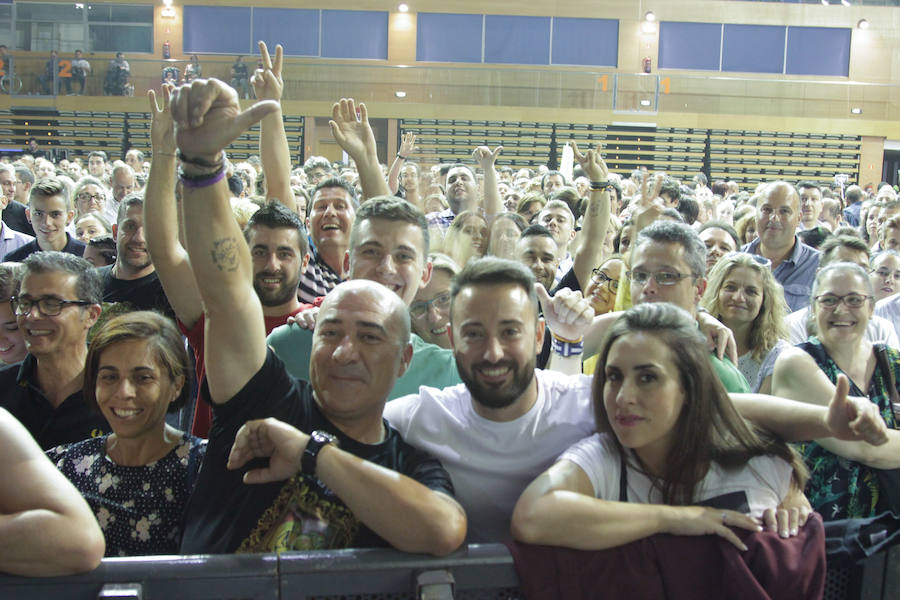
[0,251,108,449]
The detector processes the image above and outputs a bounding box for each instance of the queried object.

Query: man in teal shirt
[268,197,463,399]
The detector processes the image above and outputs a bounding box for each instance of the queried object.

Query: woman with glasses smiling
[72,176,110,221]
[773,262,900,520]
[869,250,900,302]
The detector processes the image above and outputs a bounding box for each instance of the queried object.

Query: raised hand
[227,418,310,484]
[329,98,377,160]
[399,132,417,157]
[826,374,889,444]
[472,145,502,171]
[148,83,175,154]
[535,283,594,342]
[251,41,283,102]
[570,141,608,182]
[169,78,279,161]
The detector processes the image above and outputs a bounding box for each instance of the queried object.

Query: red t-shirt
[179,306,308,438]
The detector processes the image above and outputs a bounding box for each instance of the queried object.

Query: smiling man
[0,252,108,449]
[4,178,84,262]
[96,194,173,316]
[298,178,356,303]
[742,181,820,311]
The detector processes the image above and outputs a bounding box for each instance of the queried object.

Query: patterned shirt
[298,239,343,304]
[425,208,456,233]
[47,433,206,556]
[797,338,899,520]
[741,236,820,312]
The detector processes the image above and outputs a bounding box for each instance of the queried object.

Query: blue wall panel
[722,24,785,73]
[484,15,551,65]
[416,13,483,63]
[252,9,319,57]
[183,6,252,55]
[658,21,722,71]
[785,26,850,76]
[321,10,388,60]
[551,17,618,67]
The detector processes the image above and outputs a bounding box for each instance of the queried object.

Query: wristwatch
[301,430,339,476]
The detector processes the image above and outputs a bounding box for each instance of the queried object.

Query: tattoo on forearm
[211,237,240,272]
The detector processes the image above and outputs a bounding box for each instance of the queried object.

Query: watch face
[311,430,338,446]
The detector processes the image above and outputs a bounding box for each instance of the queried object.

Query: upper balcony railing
[3,55,899,123]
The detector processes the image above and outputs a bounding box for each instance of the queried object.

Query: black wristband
[177,150,223,168]
[590,180,609,190]
[397,153,408,160]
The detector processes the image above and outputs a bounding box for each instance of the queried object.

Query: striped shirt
[298,240,343,304]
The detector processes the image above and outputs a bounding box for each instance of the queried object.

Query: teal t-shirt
[266,324,462,400]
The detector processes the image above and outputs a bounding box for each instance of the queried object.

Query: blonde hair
[701,253,789,361]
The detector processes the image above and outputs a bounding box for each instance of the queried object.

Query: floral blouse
[797,338,900,521]
[47,433,206,557]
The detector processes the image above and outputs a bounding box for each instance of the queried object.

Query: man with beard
[96,194,173,317]
[384,257,597,542]
[143,84,308,437]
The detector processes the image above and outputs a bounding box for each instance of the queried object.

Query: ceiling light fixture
[395,90,407,98]
[850,107,862,114]
[857,19,869,29]
[398,3,409,12]
[644,11,656,22]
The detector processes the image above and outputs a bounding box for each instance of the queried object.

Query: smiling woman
[512,303,807,552]
[773,263,900,521]
[46,311,206,556]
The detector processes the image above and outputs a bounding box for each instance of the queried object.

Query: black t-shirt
[3,234,85,262]
[2,200,35,237]
[97,265,174,318]
[180,349,454,554]
[537,266,582,369]
[0,355,109,449]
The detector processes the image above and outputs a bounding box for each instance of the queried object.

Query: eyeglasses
[814,293,873,309]
[76,192,105,203]
[626,270,693,287]
[11,295,93,317]
[409,292,451,319]
[590,268,619,293]
[871,268,900,281]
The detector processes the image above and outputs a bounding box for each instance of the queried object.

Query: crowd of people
[0,41,897,594]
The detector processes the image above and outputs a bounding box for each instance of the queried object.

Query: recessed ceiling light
[640,99,651,107]
[395,90,407,98]
[398,3,409,12]
[857,19,869,29]
[850,107,862,114]
[644,11,656,22]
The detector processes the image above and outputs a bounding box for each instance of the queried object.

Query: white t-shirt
[384,369,595,543]
[560,433,792,518]
[875,295,900,342]
[785,306,899,346]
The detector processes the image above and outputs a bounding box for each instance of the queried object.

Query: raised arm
[570,142,610,290]
[144,85,204,327]
[227,417,466,556]
[330,98,390,200]
[170,78,279,403]
[511,458,759,551]
[473,145,503,221]
[252,42,295,212]
[0,408,105,576]
[766,348,899,467]
[387,132,415,195]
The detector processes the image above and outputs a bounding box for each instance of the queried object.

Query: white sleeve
[785,309,809,345]
[383,394,419,435]
[557,433,621,500]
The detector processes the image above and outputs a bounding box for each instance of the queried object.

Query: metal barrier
[0,543,897,600]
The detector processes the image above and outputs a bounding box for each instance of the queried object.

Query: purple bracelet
[180,170,226,189]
